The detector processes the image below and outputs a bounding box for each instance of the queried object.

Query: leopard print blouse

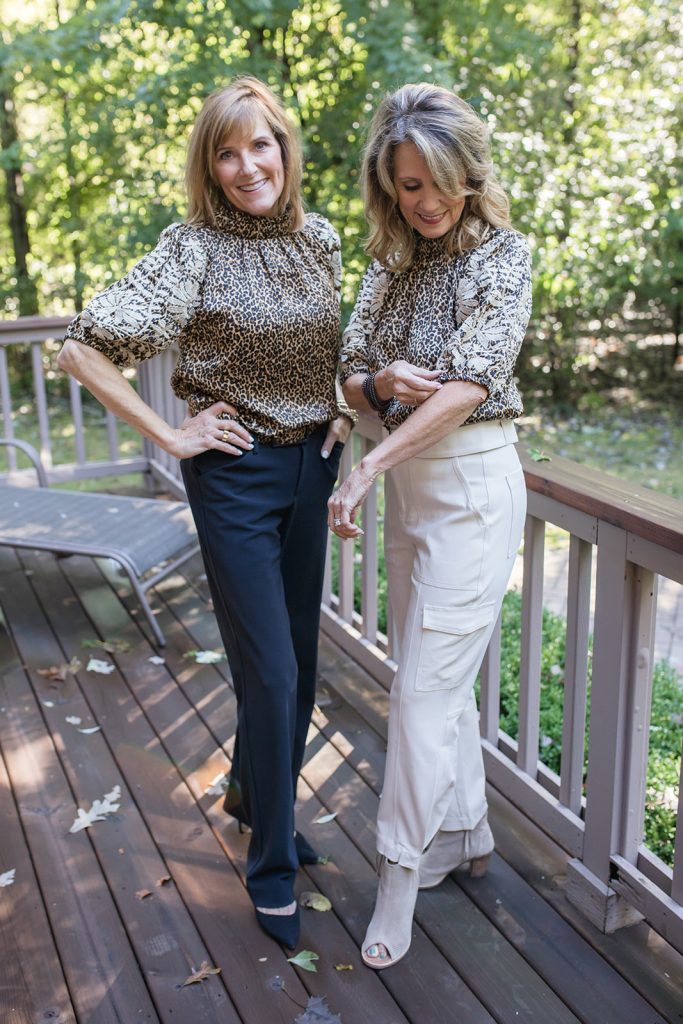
[339,227,532,430]
[65,203,354,445]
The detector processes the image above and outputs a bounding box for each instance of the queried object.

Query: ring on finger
[334,518,342,526]
[221,428,231,443]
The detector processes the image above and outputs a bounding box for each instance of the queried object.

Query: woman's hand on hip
[171,401,254,459]
[375,360,442,407]
[328,463,378,538]
[321,414,353,459]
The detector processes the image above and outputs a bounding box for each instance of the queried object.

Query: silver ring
[334,518,342,526]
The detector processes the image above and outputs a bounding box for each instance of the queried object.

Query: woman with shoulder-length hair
[329,82,531,968]
[58,75,355,949]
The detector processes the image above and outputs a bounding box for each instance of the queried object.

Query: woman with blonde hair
[59,75,354,949]
[330,82,531,968]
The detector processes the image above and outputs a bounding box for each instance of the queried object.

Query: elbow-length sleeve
[63,223,208,368]
[443,230,532,397]
[338,259,392,383]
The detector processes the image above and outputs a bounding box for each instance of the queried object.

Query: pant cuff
[375,835,422,870]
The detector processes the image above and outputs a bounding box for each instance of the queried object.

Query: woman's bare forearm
[57,340,177,451]
[361,379,487,478]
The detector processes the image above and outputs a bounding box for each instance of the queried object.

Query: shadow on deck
[1,546,681,1024]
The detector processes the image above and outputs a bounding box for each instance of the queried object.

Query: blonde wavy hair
[185,76,305,231]
[361,83,511,270]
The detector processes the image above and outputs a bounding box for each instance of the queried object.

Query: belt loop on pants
[413,419,518,459]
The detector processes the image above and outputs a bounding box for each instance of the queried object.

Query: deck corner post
[566,858,644,932]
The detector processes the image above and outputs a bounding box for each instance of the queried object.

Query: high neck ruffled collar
[213,201,293,239]
[413,230,450,259]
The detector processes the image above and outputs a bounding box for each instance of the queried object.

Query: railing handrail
[521,451,683,553]
[0,315,72,346]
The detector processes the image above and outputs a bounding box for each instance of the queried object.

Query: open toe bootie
[418,813,494,890]
[361,857,419,970]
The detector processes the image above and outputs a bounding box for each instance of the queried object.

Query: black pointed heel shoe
[254,905,300,949]
[294,831,322,865]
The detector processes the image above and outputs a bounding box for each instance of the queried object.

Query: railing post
[560,536,592,814]
[566,522,654,931]
[518,515,545,776]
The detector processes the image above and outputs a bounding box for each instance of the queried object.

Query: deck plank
[0,549,160,1024]
[34,549,315,1024]
[0,701,76,1024]
[2,544,680,1024]
[13,548,239,1023]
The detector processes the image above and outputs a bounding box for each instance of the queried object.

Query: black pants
[181,426,341,908]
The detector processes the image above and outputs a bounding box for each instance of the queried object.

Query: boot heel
[469,852,491,878]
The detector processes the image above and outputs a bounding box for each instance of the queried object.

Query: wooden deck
[1,544,682,1024]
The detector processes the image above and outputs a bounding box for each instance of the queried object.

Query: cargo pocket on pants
[416,603,495,692]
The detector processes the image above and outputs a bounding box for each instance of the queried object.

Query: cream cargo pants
[377,420,526,869]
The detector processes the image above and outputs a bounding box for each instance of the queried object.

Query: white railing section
[1,316,682,952]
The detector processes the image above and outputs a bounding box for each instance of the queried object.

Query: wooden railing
[1,316,682,953]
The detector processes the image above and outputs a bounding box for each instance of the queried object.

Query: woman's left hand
[328,463,377,538]
[321,415,353,459]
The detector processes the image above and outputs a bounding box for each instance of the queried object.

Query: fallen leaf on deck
[185,649,226,664]
[86,658,115,675]
[287,950,319,973]
[37,657,82,682]
[0,869,16,887]
[528,447,552,463]
[148,656,165,665]
[155,875,172,887]
[295,995,342,1023]
[312,812,337,825]
[78,726,102,734]
[299,892,332,912]
[82,638,130,654]
[204,772,228,796]
[334,964,353,971]
[182,961,221,986]
[136,889,153,900]
[65,716,82,725]
[69,785,121,833]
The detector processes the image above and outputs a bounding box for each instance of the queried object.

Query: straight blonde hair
[362,83,511,270]
[185,76,305,231]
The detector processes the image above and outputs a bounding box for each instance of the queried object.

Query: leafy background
[1,0,681,408]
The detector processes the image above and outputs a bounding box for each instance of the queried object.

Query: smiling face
[213,112,285,217]
[393,140,465,238]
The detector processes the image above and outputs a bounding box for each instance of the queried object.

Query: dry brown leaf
[182,961,222,986]
[299,891,332,912]
[37,656,81,683]
[135,889,153,901]
[155,875,172,888]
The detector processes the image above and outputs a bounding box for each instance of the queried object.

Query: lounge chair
[0,438,199,646]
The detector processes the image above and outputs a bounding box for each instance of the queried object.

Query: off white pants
[376,420,526,869]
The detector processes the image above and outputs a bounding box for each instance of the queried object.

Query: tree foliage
[1,0,680,395]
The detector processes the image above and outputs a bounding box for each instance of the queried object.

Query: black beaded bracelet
[362,371,392,412]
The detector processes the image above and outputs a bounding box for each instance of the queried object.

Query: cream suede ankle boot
[418,813,494,890]
[361,857,419,969]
